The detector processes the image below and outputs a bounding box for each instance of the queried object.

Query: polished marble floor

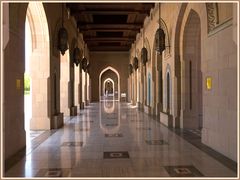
[5,101,237,178]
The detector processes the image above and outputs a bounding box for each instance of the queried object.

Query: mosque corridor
[5,100,237,178]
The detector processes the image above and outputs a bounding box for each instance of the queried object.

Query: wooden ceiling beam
[78,23,142,30]
[67,3,154,10]
[89,46,130,51]
[80,29,139,33]
[70,9,149,15]
[84,37,135,42]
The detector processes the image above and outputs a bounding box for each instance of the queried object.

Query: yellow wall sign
[206,77,212,90]
[16,79,21,90]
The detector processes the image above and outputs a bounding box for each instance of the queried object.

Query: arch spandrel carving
[206,3,219,33]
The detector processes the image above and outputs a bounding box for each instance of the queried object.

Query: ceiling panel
[66,3,154,51]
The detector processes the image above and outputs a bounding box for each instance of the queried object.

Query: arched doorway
[103,78,114,98]
[25,2,50,131]
[99,66,120,101]
[182,9,203,131]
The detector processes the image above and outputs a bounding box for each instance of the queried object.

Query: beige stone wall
[89,52,129,101]
[218,3,233,23]
[201,15,237,162]
[128,3,237,161]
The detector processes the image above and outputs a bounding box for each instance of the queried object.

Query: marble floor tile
[4,101,237,178]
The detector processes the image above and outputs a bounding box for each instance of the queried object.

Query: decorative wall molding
[206,3,219,33]
[208,18,233,37]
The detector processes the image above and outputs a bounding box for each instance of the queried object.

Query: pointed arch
[181,9,202,129]
[25,2,50,130]
[99,66,120,101]
[103,78,114,97]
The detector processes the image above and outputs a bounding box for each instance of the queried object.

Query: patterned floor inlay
[164,165,204,177]
[61,142,83,147]
[74,128,90,131]
[35,168,71,177]
[131,120,143,122]
[78,120,94,123]
[105,133,123,137]
[105,124,118,126]
[103,151,130,159]
[145,140,168,145]
[136,127,151,130]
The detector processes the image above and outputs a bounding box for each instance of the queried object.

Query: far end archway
[103,78,114,97]
[99,66,120,101]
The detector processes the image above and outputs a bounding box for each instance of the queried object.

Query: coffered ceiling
[66,3,154,51]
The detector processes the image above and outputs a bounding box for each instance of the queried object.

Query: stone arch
[99,66,120,101]
[182,9,202,130]
[178,3,208,130]
[25,2,50,130]
[103,78,114,97]
[173,3,187,128]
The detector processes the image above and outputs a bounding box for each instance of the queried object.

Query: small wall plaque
[206,77,212,90]
[16,79,21,90]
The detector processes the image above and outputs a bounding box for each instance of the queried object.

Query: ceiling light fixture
[155,3,165,54]
[58,3,68,55]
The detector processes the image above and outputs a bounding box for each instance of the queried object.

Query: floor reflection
[100,96,120,134]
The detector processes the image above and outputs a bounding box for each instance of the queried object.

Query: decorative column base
[80,102,84,109]
[85,100,90,106]
[137,102,141,109]
[70,106,77,116]
[144,105,151,114]
[160,112,173,128]
[131,100,136,106]
[174,116,181,128]
[52,113,64,129]
[138,103,144,111]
